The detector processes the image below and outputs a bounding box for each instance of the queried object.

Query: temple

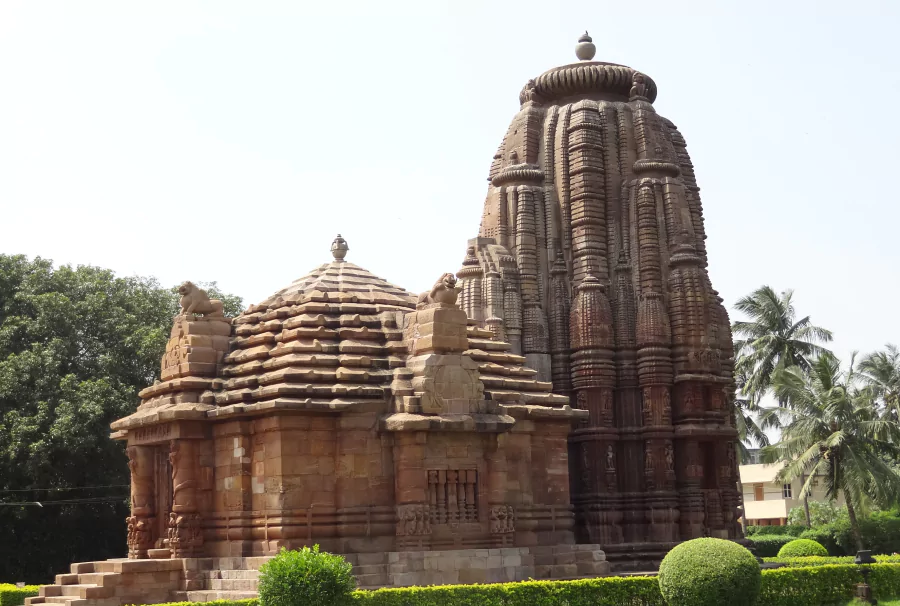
[455,32,743,569]
[28,237,607,606]
[27,33,743,606]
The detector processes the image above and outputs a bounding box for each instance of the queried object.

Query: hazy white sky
[1,0,898,367]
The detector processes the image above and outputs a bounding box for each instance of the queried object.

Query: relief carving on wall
[396,504,431,536]
[490,505,515,534]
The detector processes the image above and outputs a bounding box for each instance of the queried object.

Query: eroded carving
[417,273,462,308]
[490,505,515,534]
[178,281,224,317]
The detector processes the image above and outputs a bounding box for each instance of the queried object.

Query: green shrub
[0,584,40,606]
[258,546,355,606]
[764,554,900,567]
[126,563,900,606]
[745,524,806,537]
[833,511,900,556]
[657,538,761,606]
[799,525,844,555]
[777,538,829,557]
[750,534,797,557]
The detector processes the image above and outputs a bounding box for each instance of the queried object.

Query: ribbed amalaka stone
[459,36,744,570]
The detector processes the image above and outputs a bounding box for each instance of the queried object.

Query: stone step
[205,579,258,591]
[77,573,120,588]
[60,584,113,600]
[355,573,388,589]
[55,574,80,586]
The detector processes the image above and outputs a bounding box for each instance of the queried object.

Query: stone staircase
[26,559,184,606]
[24,545,609,605]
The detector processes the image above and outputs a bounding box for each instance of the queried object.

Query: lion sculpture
[178,281,224,317]
[417,273,462,309]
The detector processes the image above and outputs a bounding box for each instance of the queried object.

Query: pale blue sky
[1,0,898,369]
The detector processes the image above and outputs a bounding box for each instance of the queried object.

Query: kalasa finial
[331,234,349,261]
[576,31,596,61]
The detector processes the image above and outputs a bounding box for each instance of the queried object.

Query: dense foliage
[788,500,845,527]
[777,538,829,557]
[750,534,798,557]
[657,538,761,606]
[108,562,900,606]
[0,255,241,582]
[258,546,355,606]
[762,353,900,551]
[0,585,39,606]
[745,525,806,537]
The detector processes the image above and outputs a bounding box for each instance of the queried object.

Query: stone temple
[28,33,742,606]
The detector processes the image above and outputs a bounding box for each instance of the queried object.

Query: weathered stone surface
[455,35,743,570]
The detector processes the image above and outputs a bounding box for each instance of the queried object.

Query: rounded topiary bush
[777,538,829,558]
[258,545,355,606]
[658,538,761,606]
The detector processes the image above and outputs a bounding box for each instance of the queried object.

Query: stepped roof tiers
[455,32,744,569]
[29,237,609,606]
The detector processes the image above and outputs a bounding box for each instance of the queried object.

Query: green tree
[732,285,833,407]
[0,255,241,581]
[734,367,769,464]
[761,353,900,552]
[858,344,900,421]
[732,286,833,527]
[787,500,845,527]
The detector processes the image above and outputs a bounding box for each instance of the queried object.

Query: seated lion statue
[417,273,462,309]
[178,281,224,317]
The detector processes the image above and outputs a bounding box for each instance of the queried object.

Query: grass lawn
[849,601,900,605]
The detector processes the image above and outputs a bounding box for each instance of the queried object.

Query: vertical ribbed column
[484,263,504,341]
[633,175,676,545]
[569,275,620,546]
[567,100,606,284]
[548,253,572,396]
[456,246,484,324]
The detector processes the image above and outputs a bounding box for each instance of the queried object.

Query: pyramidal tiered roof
[113,236,572,430]
[206,245,418,416]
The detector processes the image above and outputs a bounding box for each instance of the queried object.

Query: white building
[739,457,843,526]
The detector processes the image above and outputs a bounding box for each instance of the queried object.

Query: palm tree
[732,286,833,407]
[761,353,900,551]
[858,344,900,421]
[734,367,769,463]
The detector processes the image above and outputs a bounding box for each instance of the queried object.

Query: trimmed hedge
[764,554,900,567]
[0,585,39,606]
[777,538,829,558]
[745,524,807,537]
[750,534,797,557]
[123,563,900,606]
[658,538,760,606]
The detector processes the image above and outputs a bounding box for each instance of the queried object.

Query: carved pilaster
[126,445,155,559]
[167,439,202,557]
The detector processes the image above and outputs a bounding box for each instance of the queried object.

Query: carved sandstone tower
[457,33,743,570]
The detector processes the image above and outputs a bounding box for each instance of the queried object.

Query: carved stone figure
[178,281,224,317]
[126,515,154,559]
[629,72,647,99]
[489,505,515,534]
[167,511,202,558]
[396,504,431,536]
[416,273,462,308]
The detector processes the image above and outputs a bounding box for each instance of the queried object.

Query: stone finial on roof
[331,234,349,261]
[575,31,596,61]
